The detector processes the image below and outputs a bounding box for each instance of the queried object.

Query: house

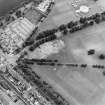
[36,0,54,13]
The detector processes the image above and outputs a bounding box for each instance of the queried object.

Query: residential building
[36,0,54,13]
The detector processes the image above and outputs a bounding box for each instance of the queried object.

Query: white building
[36,0,54,13]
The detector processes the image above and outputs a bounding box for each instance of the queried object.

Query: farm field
[32,0,105,105]
[1,0,105,105]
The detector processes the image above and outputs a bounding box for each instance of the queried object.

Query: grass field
[32,0,105,105]
[1,0,105,105]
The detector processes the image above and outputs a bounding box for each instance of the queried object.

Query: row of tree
[98,54,105,60]
[35,61,105,69]
[18,58,58,65]
[29,34,57,51]
[59,12,105,34]
[35,11,105,41]
[34,61,105,77]
[36,29,58,40]
[28,11,105,52]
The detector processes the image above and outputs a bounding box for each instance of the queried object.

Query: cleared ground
[32,0,105,105]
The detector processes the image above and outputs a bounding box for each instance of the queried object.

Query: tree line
[25,11,105,52]
[14,59,70,105]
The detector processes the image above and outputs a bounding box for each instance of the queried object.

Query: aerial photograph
[1,0,105,105]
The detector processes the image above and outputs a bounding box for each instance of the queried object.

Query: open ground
[32,0,105,105]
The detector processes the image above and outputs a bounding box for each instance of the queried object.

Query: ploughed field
[32,0,105,105]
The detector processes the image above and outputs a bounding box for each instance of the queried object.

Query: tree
[87,49,95,55]
[43,30,52,35]
[62,29,68,35]
[92,13,101,24]
[79,17,87,24]
[51,28,58,33]
[70,26,81,32]
[44,34,56,42]
[101,13,105,21]
[58,24,66,31]
[29,41,41,51]
[93,0,98,2]
[5,15,11,22]
[11,16,15,21]
[23,39,34,48]
[102,71,105,76]
[36,28,58,41]
[14,48,21,54]
[73,21,78,26]
[0,22,3,27]
[91,13,100,20]
[86,16,92,21]
[67,21,78,29]
[73,27,78,32]
[22,59,35,65]
[29,46,35,52]
[67,21,74,28]
[98,54,105,60]
[80,64,87,68]
[67,22,72,29]
[95,13,101,17]
[69,28,75,33]
[31,71,40,80]
[9,10,14,14]
[89,21,94,26]
[36,33,45,40]
[91,14,96,20]
[77,25,83,30]
[94,17,101,24]
[101,11,105,15]
[82,21,89,28]
[73,26,82,31]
